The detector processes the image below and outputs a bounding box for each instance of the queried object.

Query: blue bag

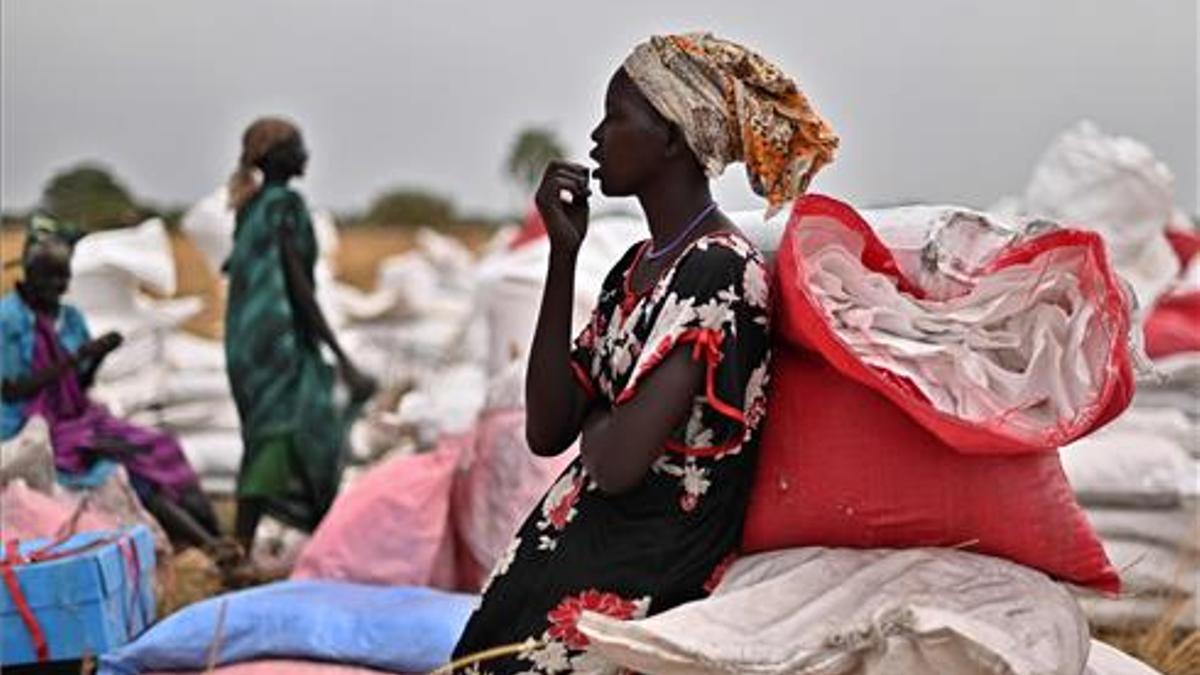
[1,526,156,665]
[99,580,478,674]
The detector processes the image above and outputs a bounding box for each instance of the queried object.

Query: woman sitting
[451,33,836,672]
[0,215,222,548]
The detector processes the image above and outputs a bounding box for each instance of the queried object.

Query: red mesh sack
[1145,227,1200,359]
[743,195,1133,593]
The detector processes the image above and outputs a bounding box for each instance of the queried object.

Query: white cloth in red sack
[743,195,1135,593]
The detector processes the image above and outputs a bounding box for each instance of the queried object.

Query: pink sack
[0,480,116,541]
[452,408,575,590]
[291,433,470,590]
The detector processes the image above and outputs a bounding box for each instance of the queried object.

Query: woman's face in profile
[589,69,672,197]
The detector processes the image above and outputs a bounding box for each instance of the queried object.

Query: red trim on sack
[2,540,50,663]
[1166,228,1200,268]
[789,194,927,299]
[508,206,548,250]
[614,327,747,458]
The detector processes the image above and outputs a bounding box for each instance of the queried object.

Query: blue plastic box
[1,526,156,665]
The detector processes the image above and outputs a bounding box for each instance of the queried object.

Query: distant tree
[41,163,141,231]
[364,188,457,226]
[505,126,566,195]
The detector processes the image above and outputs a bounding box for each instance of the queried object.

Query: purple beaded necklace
[645,202,719,261]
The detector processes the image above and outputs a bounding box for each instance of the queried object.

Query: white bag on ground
[0,416,55,492]
[1011,120,1180,311]
[1083,640,1164,675]
[1061,430,1193,508]
[474,214,643,378]
[578,547,1090,675]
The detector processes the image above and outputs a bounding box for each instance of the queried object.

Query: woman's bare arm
[578,348,702,493]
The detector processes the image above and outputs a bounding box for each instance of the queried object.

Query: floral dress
[452,231,772,674]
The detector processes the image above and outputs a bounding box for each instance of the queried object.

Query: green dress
[224,181,354,531]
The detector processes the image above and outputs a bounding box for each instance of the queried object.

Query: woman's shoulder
[601,240,650,288]
[59,303,88,327]
[0,291,29,326]
[258,184,306,210]
[0,290,22,313]
[256,186,311,234]
[667,231,769,307]
[677,231,764,275]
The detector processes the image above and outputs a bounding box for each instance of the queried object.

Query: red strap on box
[1,540,50,663]
[0,532,128,663]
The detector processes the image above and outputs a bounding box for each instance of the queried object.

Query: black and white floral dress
[452,231,771,674]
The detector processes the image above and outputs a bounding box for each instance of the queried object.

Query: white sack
[579,547,1089,675]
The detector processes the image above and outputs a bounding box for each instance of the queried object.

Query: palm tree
[41,163,141,231]
[505,127,566,195]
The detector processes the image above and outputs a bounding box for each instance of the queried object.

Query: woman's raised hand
[534,161,591,255]
[339,361,379,406]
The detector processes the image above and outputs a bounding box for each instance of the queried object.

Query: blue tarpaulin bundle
[99,580,477,674]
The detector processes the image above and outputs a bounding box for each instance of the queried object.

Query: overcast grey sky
[2,0,1196,218]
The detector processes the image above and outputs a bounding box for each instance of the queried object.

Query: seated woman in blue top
[0,215,221,548]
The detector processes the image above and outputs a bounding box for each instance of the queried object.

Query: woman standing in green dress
[223,117,377,548]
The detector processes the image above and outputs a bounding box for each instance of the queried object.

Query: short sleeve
[615,235,772,456]
[0,304,26,383]
[569,317,599,400]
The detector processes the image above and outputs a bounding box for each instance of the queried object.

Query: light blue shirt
[0,291,91,439]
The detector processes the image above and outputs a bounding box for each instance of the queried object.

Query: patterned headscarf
[623,33,838,218]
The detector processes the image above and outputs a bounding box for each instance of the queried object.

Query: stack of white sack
[993,120,1186,317]
[182,184,349,329]
[355,213,650,461]
[59,219,248,496]
[1060,416,1198,630]
[65,217,203,402]
[432,214,647,583]
[579,547,1163,675]
[473,213,646,379]
[184,186,485,482]
[340,228,495,468]
[340,228,482,393]
[997,121,1199,630]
